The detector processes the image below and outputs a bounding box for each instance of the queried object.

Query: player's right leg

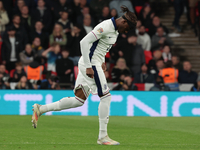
[32,69,90,128]
[31,88,88,128]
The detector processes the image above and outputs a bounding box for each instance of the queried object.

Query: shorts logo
[97,27,103,33]
[104,84,107,90]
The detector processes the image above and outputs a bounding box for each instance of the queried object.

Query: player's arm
[80,25,105,78]
[80,32,99,68]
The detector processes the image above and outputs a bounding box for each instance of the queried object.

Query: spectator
[189,0,198,29]
[49,23,67,46]
[1,26,24,71]
[31,0,52,32]
[151,27,173,51]
[128,34,145,75]
[56,49,74,83]
[156,59,165,73]
[134,63,155,83]
[20,5,32,35]
[19,44,35,66]
[2,0,12,20]
[32,37,45,57]
[57,11,72,35]
[24,57,44,81]
[172,0,185,32]
[76,6,95,27]
[150,76,170,91]
[137,25,151,51]
[0,73,8,89]
[114,34,145,74]
[191,73,200,91]
[0,64,9,78]
[151,59,165,80]
[149,16,169,37]
[113,75,138,91]
[109,0,134,17]
[15,0,35,9]
[110,8,118,19]
[148,50,163,72]
[42,43,62,73]
[111,58,131,82]
[90,0,110,18]
[0,64,10,88]
[71,0,82,23]
[67,24,86,66]
[171,55,182,70]
[83,14,93,34]
[39,75,60,89]
[162,45,171,63]
[0,71,10,89]
[0,1,9,36]
[13,0,25,15]
[135,20,142,35]
[98,6,111,23]
[79,0,88,8]
[7,14,28,46]
[53,0,73,22]
[139,4,155,29]
[31,21,49,49]
[159,60,179,84]
[15,75,32,89]
[178,61,198,84]
[12,62,26,82]
[79,0,88,9]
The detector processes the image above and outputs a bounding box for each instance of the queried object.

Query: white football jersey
[79,17,119,66]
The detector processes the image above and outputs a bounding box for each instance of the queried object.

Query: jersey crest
[97,27,103,33]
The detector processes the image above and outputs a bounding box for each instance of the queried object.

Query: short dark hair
[157,26,164,30]
[73,23,82,29]
[15,62,22,67]
[165,60,173,68]
[51,42,60,47]
[7,25,15,31]
[35,21,43,25]
[12,14,20,20]
[172,55,180,61]
[62,49,70,53]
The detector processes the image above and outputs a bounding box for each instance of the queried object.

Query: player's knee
[74,96,85,107]
[99,91,110,98]
[100,92,111,102]
[75,89,87,100]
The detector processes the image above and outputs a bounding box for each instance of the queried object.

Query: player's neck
[115,18,121,30]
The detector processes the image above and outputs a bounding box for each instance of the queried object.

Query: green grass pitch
[0,116,200,150]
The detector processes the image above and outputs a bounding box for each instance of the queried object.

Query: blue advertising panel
[0,90,200,116]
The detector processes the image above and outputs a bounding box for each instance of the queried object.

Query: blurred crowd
[0,0,200,91]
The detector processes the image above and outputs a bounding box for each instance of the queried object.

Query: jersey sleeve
[91,22,107,40]
[80,22,107,68]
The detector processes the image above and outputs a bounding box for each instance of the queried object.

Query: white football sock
[98,93,111,139]
[39,96,84,114]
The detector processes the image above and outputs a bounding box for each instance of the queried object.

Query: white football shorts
[74,64,109,97]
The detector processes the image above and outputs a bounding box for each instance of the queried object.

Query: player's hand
[86,68,94,78]
[102,63,107,72]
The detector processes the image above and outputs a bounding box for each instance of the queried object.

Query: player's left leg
[91,66,119,145]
